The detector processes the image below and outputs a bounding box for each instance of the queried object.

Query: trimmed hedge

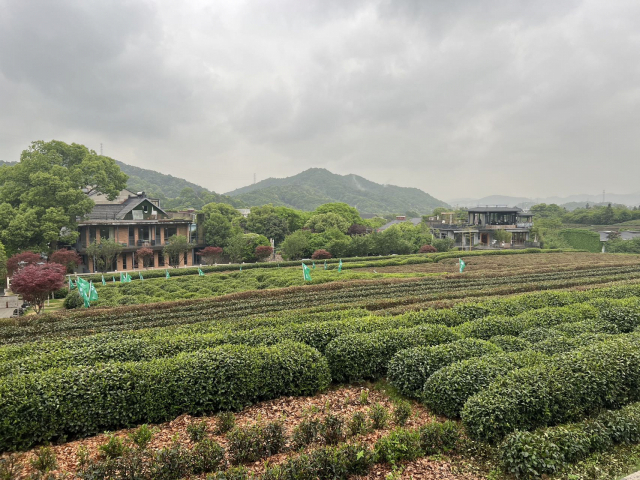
[0,310,464,377]
[462,334,640,444]
[387,339,503,397]
[325,324,460,383]
[499,402,640,479]
[489,335,532,352]
[423,351,549,418]
[455,303,599,340]
[0,341,331,451]
[588,297,640,332]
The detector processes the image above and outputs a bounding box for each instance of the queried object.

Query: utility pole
[100,143,103,156]
[602,189,605,204]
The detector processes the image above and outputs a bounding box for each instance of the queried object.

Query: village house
[75,189,205,273]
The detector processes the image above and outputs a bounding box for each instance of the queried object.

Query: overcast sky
[1,0,639,201]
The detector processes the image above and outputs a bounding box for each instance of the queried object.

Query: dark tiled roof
[467,207,523,213]
[84,197,169,221]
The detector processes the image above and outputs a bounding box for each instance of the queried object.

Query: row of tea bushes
[461,333,640,444]
[499,402,640,479]
[0,341,330,451]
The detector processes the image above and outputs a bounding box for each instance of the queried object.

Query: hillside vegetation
[226,168,448,215]
[115,161,242,210]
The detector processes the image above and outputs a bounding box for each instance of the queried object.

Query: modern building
[75,189,205,273]
[431,207,535,248]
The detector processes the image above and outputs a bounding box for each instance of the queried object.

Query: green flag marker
[324,260,327,270]
[89,281,99,302]
[139,272,144,281]
[302,262,312,281]
[240,265,242,272]
[112,276,116,283]
[312,261,315,269]
[165,269,170,279]
[459,258,466,273]
[127,273,132,282]
[198,268,205,276]
[101,275,106,286]
[69,278,75,290]
[338,259,343,272]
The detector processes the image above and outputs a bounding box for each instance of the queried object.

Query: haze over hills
[225,168,448,215]
[449,193,640,210]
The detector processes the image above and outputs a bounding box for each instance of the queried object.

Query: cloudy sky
[1,0,639,201]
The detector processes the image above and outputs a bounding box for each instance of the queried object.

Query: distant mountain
[448,193,640,211]
[0,160,17,167]
[225,168,448,215]
[115,161,242,210]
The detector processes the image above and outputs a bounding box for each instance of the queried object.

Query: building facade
[76,189,204,273]
[430,207,535,248]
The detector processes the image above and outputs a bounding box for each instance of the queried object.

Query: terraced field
[2,251,640,479]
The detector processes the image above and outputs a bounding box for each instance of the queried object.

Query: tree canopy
[0,140,128,255]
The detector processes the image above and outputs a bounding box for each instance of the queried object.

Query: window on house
[122,253,127,270]
[143,204,149,213]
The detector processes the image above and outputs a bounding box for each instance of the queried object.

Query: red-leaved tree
[311,249,332,259]
[255,245,274,262]
[419,244,437,253]
[137,248,154,268]
[198,246,223,265]
[7,252,42,275]
[49,249,82,274]
[10,263,65,314]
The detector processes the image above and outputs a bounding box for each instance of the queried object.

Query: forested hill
[225,168,448,215]
[0,160,17,167]
[114,161,242,210]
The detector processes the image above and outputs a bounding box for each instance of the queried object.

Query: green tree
[0,140,128,254]
[245,205,290,243]
[201,203,242,247]
[304,212,351,233]
[86,239,123,272]
[493,230,512,244]
[281,230,312,260]
[163,235,191,267]
[273,206,310,232]
[530,204,566,219]
[313,203,361,225]
[224,233,269,263]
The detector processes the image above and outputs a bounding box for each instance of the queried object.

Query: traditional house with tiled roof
[75,189,204,273]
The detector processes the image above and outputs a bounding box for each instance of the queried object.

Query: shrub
[374,428,422,464]
[387,338,502,397]
[207,466,250,480]
[63,289,84,309]
[498,403,640,479]
[489,335,531,352]
[0,342,331,450]
[311,249,332,260]
[320,413,345,445]
[151,441,192,479]
[0,454,21,479]
[419,244,437,253]
[419,420,462,454]
[462,336,640,444]
[30,446,57,474]
[370,403,389,430]
[292,417,322,448]
[423,351,548,418]
[325,324,460,383]
[187,419,208,442]
[255,246,274,262]
[215,412,236,434]
[98,434,127,459]
[227,420,285,464]
[128,424,155,450]
[393,400,412,427]
[348,411,369,436]
[191,438,225,475]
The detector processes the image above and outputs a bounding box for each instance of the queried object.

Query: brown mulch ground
[4,385,486,479]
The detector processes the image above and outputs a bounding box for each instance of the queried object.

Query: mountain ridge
[225,167,448,215]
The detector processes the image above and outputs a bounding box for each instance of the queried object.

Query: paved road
[0,295,19,318]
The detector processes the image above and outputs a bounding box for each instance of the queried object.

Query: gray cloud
[0,0,638,201]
